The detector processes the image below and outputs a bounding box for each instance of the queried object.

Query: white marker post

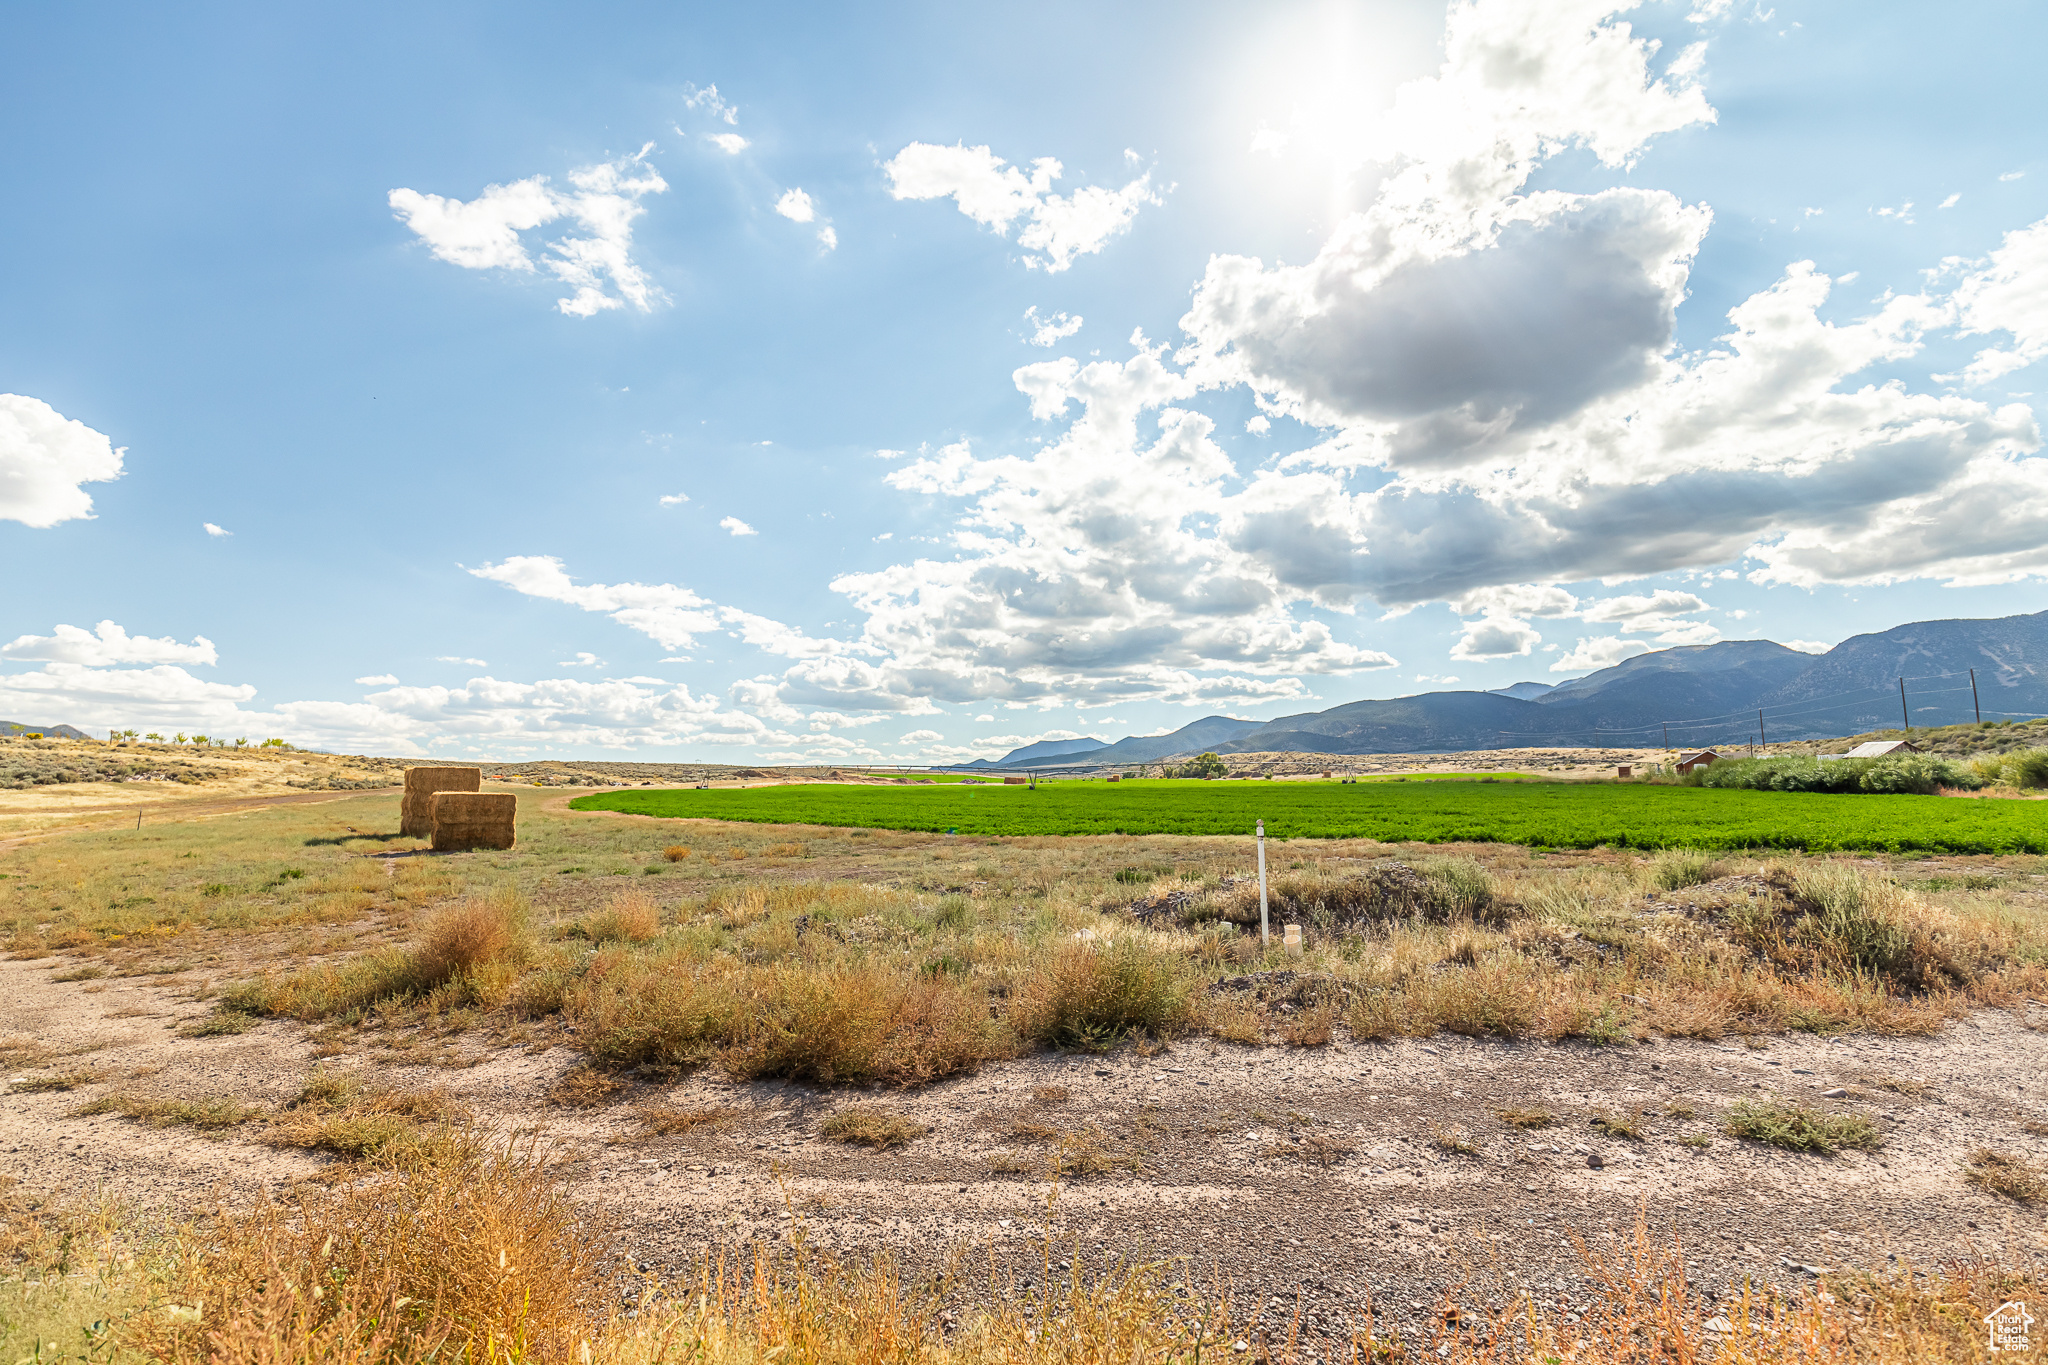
[1256,817,1269,949]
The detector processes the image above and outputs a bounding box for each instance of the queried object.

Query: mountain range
[960,609,2048,766]
[1,721,94,740]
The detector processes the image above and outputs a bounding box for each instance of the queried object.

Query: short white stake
[1256,818,1269,948]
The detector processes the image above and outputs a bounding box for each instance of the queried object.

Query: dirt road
[5,952,2041,1351]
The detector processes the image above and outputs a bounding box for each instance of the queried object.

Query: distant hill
[1535,640,1813,708]
[1207,611,2048,756]
[980,736,1109,767]
[1757,610,2048,730]
[1081,716,1265,766]
[943,609,2048,764]
[948,717,1263,770]
[1,721,93,740]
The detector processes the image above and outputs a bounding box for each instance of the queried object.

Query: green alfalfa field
[571,776,2048,854]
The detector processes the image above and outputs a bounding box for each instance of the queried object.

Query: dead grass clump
[1010,940,1194,1051]
[1963,1147,2047,1203]
[226,888,532,1021]
[1496,1107,1553,1129]
[1031,1084,1071,1105]
[1428,960,1541,1038]
[566,951,751,1071]
[629,1105,739,1139]
[570,953,1005,1087]
[662,844,692,861]
[8,1070,98,1093]
[995,1121,1140,1177]
[1740,863,1972,994]
[1280,998,1339,1046]
[1430,1125,1481,1156]
[725,964,1007,1087]
[545,1065,621,1108]
[411,887,530,988]
[1724,1099,1882,1154]
[262,1068,465,1167]
[575,888,662,944]
[131,1133,601,1363]
[1590,1111,1644,1141]
[71,1092,257,1131]
[1209,858,1506,933]
[818,1104,927,1149]
[1643,849,1727,891]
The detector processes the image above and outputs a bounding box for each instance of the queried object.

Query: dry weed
[817,1104,927,1149]
[546,1065,621,1108]
[627,1104,739,1139]
[1963,1147,2046,1202]
[576,888,661,945]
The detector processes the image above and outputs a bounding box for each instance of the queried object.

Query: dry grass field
[3,758,2046,1361]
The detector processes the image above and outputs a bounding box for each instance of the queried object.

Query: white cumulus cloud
[2,621,218,667]
[1948,215,2048,386]
[721,516,758,537]
[1450,615,1542,659]
[389,145,669,317]
[1551,637,1651,672]
[1024,306,1083,347]
[775,188,815,223]
[883,142,1162,272]
[204,523,231,537]
[0,395,124,529]
[355,674,399,686]
[708,133,749,154]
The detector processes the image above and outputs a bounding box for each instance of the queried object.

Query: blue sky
[5,0,2047,762]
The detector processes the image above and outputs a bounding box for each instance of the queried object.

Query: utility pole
[1899,677,1910,734]
[1971,668,1982,724]
[1758,709,1768,751]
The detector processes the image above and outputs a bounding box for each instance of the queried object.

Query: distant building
[1835,739,1922,759]
[1675,749,1721,774]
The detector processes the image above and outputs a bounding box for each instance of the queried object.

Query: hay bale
[400,766,480,836]
[430,792,516,852]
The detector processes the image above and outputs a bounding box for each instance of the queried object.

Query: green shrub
[1695,754,1982,796]
[1724,1100,1880,1153]
[2000,747,2048,789]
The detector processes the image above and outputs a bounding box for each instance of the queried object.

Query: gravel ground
[4,958,2043,1351]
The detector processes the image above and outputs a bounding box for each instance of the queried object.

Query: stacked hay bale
[400,766,480,836]
[430,792,517,851]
